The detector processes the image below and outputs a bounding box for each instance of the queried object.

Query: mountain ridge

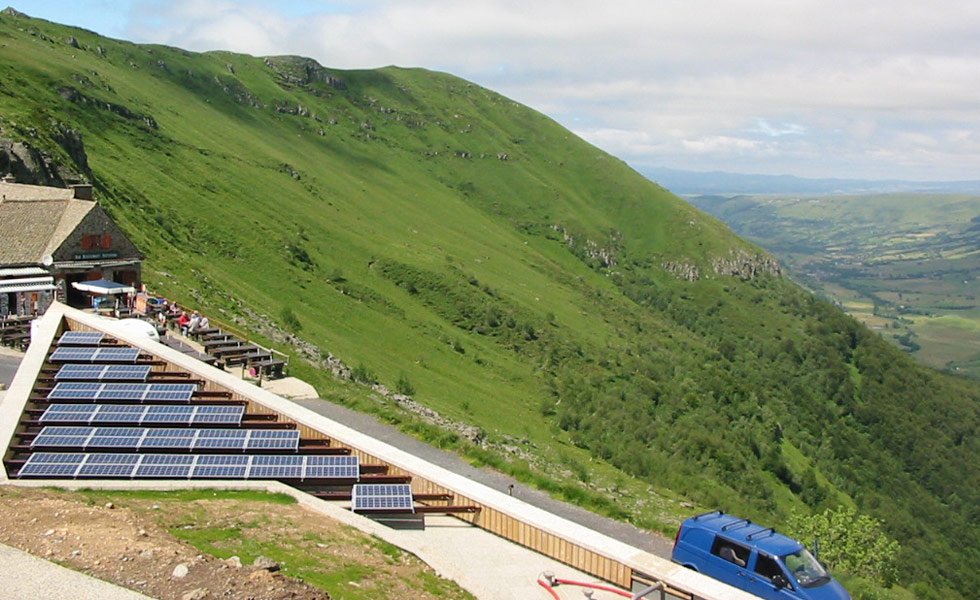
[0,10,977,598]
[644,165,980,195]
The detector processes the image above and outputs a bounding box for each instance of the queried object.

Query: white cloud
[40,0,980,180]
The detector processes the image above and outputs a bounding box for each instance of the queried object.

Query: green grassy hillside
[1,10,977,598]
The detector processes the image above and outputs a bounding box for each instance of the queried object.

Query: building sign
[73,251,120,260]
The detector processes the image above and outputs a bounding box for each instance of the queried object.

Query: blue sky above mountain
[20,0,980,182]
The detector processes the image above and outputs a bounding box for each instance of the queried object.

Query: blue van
[671,511,850,600]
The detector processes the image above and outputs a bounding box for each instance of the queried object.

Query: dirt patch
[0,487,472,600]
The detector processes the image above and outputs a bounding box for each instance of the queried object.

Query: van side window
[710,536,750,568]
[755,554,792,588]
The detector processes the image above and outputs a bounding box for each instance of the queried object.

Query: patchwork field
[689,193,980,378]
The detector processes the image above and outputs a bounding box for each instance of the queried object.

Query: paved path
[290,397,674,558]
[0,543,154,600]
[0,348,20,388]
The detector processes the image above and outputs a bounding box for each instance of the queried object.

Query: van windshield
[782,549,830,588]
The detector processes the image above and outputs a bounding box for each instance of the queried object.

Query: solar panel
[99,365,152,380]
[50,347,141,363]
[351,483,414,513]
[94,348,141,362]
[245,430,300,450]
[57,331,105,346]
[55,364,151,382]
[135,464,192,478]
[17,452,85,478]
[249,464,303,478]
[40,404,98,423]
[305,455,359,480]
[19,463,82,477]
[191,405,244,425]
[17,453,359,481]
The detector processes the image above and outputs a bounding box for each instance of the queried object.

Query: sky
[19,1,980,181]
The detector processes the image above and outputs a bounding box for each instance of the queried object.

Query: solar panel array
[32,426,300,451]
[19,453,359,480]
[50,347,141,363]
[48,382,198,403]
[351,483,415,513]
[55,364,152,381]
[57,331,106,346]
[40,404,244,426]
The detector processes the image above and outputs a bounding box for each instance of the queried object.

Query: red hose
[537,577,562,599]
[554,577,632,597]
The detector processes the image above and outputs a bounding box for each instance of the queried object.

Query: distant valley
[688,193,980,378]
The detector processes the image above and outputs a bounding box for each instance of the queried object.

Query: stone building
[0,180,142,316]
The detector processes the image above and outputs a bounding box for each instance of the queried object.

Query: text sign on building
[73,251,120,260]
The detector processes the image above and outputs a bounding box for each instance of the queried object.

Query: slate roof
[0,182,96,266]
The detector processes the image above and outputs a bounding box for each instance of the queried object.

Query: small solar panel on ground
[351,483,415,513]
[57,331,105,346]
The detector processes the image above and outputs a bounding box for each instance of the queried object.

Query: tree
[787,506,900,586]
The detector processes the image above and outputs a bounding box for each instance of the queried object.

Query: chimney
[70,183,94,200]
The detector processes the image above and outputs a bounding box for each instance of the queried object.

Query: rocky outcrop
[553,224,620,268]
[662,260,701,281]
[58,86,158,129]
[0,127,87,186]
[661,249,782,281]
[263,56,346,90]
[712,249,782,279]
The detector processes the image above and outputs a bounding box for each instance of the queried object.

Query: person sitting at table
[176,311,190,334]
[184,311,200,336]
[194,314,210,333]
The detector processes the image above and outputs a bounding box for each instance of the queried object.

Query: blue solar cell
[19,463,81,477]
[304,465,360,479]
[351,483,414,512]
[197,429,248,439]
[44,403,96,413]
[48,382,102,400]
[140,437,193,449]
[49,347,100,362]
[135,465,191,478]
[193,466,248,478]
[77,463,135,477]
[26,452,85,463]
[196,455,250,466]
[57,331,105,346]
[93,427,143,437]
[194,438,245,450]
[38,426,93,436]
[84,453,140,465]
[93,348,141,363]
[55,364,151,381]
[32,435,90,447]
[246,437,299,450]
[249,465,303,479]
[305,455,358,466]
[100,365,152,380]
[250,455,304,466]
[140,454,196,465]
